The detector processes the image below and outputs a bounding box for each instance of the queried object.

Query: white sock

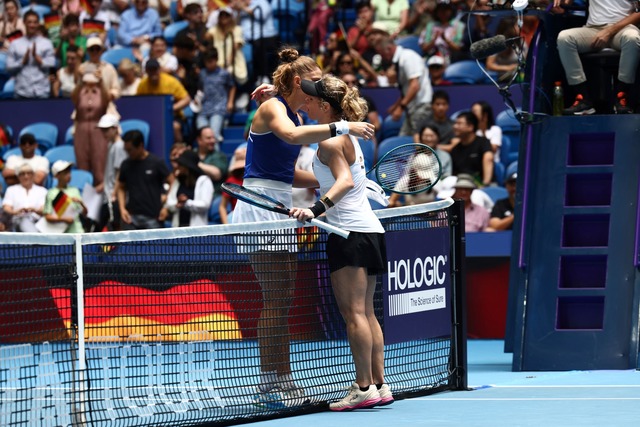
[258,370,277,393]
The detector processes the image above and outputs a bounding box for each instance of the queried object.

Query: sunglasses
[20,140,36,145]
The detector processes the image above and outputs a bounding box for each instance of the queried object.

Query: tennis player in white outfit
[291,75,394,411]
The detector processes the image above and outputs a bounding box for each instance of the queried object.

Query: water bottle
[552,81,564,116]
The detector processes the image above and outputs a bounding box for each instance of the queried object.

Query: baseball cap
[86,37,103,49]
[51,160,73,176]
[454,175,477,190]
[506,172,517,183]
[427,56,445,67]
[97,114,120,129]
[82,72,100,83]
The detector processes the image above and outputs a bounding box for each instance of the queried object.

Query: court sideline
[251,340,640,426]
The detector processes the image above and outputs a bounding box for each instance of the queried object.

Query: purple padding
[565,174,612,207]
[559,255,607,289]
[556,296,604,330]
[562,214,610,247]
[567,133,615,166]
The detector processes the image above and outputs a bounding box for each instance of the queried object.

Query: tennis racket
[368,143,442,195]
[221,183,350,239]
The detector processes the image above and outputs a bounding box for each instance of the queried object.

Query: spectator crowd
[0,0,626,233]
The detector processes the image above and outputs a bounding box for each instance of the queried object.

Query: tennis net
[0,199,466,427]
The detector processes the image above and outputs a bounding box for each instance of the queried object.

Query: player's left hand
[348,121,376,140]
[290,207,315,222]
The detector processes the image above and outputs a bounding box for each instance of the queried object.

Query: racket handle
[308,218,350,239]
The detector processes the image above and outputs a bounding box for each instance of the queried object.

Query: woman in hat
[2,163,47,232]
[161,150,214,227]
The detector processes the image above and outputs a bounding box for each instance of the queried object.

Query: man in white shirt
[372,30,432,136]
[96,114,128,231]
[5,10,56,98]
[2,133,50,187]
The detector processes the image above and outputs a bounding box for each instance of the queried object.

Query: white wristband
[334,121,350,136]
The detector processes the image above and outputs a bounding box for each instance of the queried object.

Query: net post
[71,236,87,427]
[449,199,468,390]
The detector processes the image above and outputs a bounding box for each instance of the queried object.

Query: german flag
[6,30,23,43]
[79,0,95,15]
[82,18,105,36]
[50,280,243,341]
[210,0,231,9]
[43,13,62,30]
[52,190,73,217]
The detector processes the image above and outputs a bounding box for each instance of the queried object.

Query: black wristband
[329,123,337,138]
[308,200,326,217]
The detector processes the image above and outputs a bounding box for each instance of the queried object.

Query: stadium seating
[499,135,510,167]
[242,43,253,83]
[52,169,94,190]
[396,35,422,56]
[493,161,505,186]
[449,109,465,120]
[0,78,14,99]
[0,57,7,93]
[506,160,518,179]
[220,140,246,158]
[163,20,188,45]
[228,112,250,127]
[208,196,230,225]
[480,186,508,204]
[44,145,76,166]
[222,126,245,141]
[19,122,59,150]
[120,119,150,148]
[271,0,305,13]
[2,146,42,162]
[443,60,493,85]
[496,109,521,165]
[0,173,6,197]
[21,4,51,19]
[169,0,180,22]
[376,135,414,162]
[64,125,75,145]
[272,9,304,46]
[101,47,137,68]
[380,114,404,141]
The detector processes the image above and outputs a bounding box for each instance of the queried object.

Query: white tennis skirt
[232,178,299,253]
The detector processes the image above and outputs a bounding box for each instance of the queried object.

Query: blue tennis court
[251,340,640,427]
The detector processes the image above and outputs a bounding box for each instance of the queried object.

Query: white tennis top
[313,134,384,234]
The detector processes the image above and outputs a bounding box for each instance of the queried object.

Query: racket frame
[368,143,443,195]
[221,183,350,239]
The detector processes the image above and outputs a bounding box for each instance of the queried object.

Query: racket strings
[376,146,441,194]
